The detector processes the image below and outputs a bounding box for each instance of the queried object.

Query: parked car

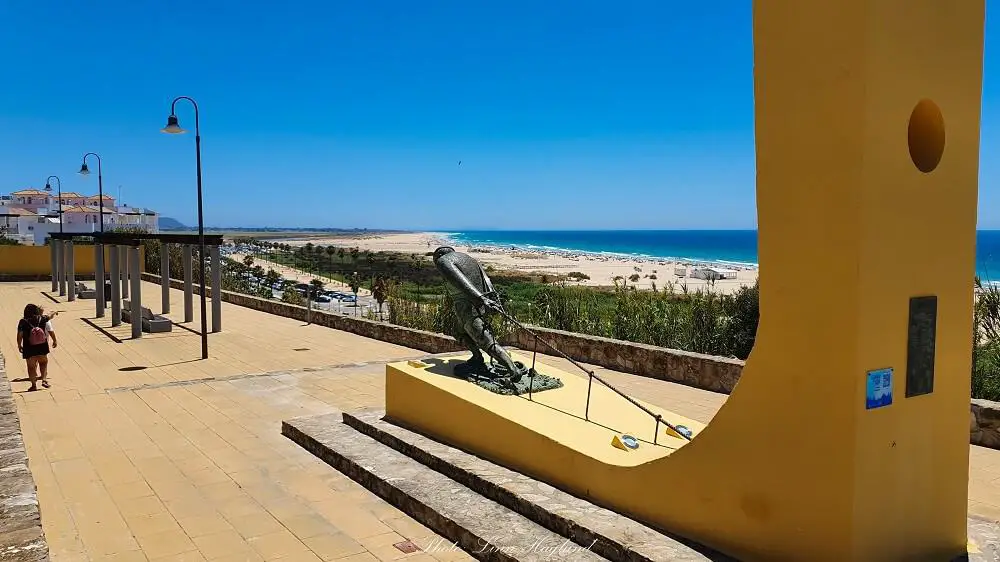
[314,295,332,303]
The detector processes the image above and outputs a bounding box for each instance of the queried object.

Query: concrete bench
[121,299,172,333]
[75,282,96,299]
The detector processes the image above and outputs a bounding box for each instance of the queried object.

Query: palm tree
[349,272,361,316]
[243,255,255,285]
[309,278,326,301]
[372,275,390,320]
[325,246,337,280]
[265,268,282,298]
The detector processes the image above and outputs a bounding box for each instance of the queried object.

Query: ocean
[441,230,1000,280]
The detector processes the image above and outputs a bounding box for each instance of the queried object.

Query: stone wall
[0,353,49,561]
[142,272,1000,451]
[503,327,744,394]
[971,400,1000,450]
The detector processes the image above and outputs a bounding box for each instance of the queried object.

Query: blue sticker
[866,368,893,410]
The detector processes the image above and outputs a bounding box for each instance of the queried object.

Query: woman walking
[16,304,57,391]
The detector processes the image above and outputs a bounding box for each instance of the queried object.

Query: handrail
[487,301,693,444]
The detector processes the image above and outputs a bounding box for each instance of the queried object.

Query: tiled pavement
[3,280,1000,560]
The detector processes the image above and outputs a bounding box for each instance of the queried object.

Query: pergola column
[95,243,106,318]
[129,245,141,340]
[65,240,76,302]
[211,245,222,333]
[183,245,193,322]
[56,241,66,297]
[161,244,171,314]
[49,240,58,292]
[109,245,121,327]
[120,245,129,299]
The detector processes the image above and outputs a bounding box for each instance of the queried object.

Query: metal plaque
[905,296,937,398]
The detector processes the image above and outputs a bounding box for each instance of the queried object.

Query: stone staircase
[282,408,729,562]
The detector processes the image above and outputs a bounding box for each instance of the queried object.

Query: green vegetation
[975,278,1000,400]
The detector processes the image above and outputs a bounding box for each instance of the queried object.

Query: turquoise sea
[439,230,1000,280]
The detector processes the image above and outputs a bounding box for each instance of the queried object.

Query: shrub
[281,288,304,305]
[567,271,590,281]
[629,274,641,283]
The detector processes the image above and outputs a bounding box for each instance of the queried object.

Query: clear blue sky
[2,1,1000,230]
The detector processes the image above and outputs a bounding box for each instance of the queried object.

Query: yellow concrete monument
[386,1,986,559]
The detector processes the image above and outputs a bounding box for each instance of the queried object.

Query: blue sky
[1,2,999,230]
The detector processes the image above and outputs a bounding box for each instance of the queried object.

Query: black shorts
[22,343,49,360]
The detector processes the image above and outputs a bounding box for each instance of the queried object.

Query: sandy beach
[276,232,759,294]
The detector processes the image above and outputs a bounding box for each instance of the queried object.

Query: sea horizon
[433,229,1000,280]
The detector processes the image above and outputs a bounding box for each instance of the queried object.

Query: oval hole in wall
[908,99,946,173]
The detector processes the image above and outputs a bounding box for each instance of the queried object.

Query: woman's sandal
[41,381,50,389]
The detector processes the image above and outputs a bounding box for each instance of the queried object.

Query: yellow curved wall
[387,2,986,560]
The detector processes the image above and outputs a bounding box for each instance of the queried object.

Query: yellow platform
[387,355,703,470]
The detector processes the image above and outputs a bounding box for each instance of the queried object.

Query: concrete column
[129,246,142,340]
[56,241,66,296]
[161,244,171,314]
[210,245,222,332]
[50,241,58,292]
[183,245,193,322]
[66,241,76,302]
[120,245,129,299]
[109,245,121,327]
[95,243,106,318]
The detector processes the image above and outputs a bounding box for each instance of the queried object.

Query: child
[16,304,57,391]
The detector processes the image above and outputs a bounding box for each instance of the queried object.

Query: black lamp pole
[79,153,105,232]
[44,176,63,233]
[162,96,208,360]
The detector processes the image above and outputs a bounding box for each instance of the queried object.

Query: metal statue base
[453,357,563,396]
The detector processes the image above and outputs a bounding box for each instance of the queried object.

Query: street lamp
[43,176,63,233]
[162,95,208,360]
[78,153,105,232]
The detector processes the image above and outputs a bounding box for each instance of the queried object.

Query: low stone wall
[0,353,49,561]
[503,327,744,394]
[142,272,1000,451]
[971,400,1000,449]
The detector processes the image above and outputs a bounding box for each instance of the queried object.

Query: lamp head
[44,183,51,192]
[78,163,90,176]
[161,115,185,134]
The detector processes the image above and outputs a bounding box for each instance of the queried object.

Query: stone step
[343,408,724,562]
[282,413,612,562]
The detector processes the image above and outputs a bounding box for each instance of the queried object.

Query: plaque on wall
[866,368,893,409]
[905,295,937,398]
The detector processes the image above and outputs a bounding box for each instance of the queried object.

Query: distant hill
[158,217,188,231]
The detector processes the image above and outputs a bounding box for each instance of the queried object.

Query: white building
[1,188,160,245]
[691,267,739,281]
[116,206,160,232]
[0,207,44,245]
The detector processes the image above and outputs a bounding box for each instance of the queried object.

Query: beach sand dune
[277,233,759,294]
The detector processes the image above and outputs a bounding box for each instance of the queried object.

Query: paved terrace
[0,280,999,560]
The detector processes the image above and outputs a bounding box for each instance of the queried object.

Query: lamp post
[43,176,63,233]
[162,95,208,360]
[78,153,105,232]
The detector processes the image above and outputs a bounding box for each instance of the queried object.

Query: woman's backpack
[27,319,47,346]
